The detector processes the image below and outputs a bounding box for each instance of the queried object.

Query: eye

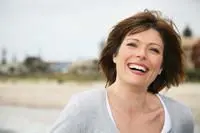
[126,43,137,47]
[150,48,160,54]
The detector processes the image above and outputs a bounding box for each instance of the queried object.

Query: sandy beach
[0,81,104,108]
[0,81,199,133]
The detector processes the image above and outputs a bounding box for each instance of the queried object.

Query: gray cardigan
[50,88,194,133]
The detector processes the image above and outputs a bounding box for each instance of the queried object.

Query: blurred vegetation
[47,72,105,82]
[23,56,50,73]
[185,69,200,82]
[1,69,200,83]
[183,25,193,37]
[0,72,105,83]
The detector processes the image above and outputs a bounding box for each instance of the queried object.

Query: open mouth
[127,63,149,73]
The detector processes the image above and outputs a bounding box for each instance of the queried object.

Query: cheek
[153,57,163,70]
[115,49,125,62]
[114,48,131,71]
[118,46,133,59]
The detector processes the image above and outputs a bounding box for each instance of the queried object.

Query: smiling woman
[112,29,164,93]
[50,10,194,133]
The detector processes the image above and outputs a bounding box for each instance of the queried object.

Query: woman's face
[113,28,164,89]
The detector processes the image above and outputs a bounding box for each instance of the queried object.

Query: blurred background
[0,0,200,133]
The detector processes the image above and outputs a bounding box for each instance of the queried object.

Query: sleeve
[177,103,195,133]
[159,95,195,133]
[49,95,87,133]
[184,107,195,133]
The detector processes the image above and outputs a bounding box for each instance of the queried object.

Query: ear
[113,54,116,63]
[158,68,162,75]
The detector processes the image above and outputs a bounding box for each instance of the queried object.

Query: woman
[50,10,194,133]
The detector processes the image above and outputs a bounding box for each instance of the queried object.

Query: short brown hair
[99,10,185,94]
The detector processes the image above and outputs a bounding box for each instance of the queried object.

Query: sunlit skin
[107,28,165,133]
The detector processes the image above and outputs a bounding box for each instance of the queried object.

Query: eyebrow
[125,38,163,48]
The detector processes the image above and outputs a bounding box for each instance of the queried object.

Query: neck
[107,80,150,113]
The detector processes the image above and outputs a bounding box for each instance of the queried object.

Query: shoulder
[50,88,106,133]
[158,94,194,132]
[73,88,105,100]
[63,88,106,115]
[71,88,106,107]
[64,88,106,119]
[159,94,191,113]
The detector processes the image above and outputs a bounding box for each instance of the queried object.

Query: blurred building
[67,59,98,75]
[47,62,71,73]
[181,25,200,69]
[0,63,28,75]
[191,39,200,69]
[181,37,200,69]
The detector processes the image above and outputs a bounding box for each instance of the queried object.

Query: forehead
[124,28,164,46]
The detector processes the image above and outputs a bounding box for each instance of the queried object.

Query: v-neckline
[103,89,172,133]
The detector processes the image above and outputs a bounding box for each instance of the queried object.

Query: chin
[126,80,147,88]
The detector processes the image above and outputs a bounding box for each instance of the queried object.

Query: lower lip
[130,69,146,76]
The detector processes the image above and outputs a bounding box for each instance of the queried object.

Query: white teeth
[128,64,147,72]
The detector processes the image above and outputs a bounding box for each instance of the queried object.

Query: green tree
[183,25,193,37]
[23,56,49,73]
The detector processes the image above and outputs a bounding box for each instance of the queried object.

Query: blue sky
[0,0,200,62]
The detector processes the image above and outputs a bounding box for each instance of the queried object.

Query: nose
[136,47,147,60]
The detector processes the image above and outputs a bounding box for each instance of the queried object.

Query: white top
[50,88,194,133]
[157,94,172,133]
[105,92,172,133]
